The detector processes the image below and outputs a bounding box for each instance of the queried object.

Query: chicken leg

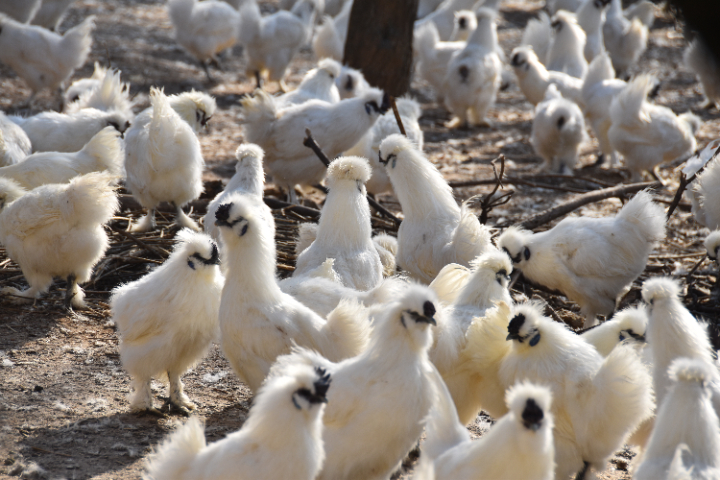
[168,370,195,415]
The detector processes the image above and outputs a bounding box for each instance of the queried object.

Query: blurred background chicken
[690,148,720,230]
[277,58,341,107]
[0,126,123,189]
[31,0,77,31]
[167,0,239,80]
[293,157,383,291]
[312,1,351,61]
[415,0,477,42]
[112,229,223,414]
[449,10,476,42]
[240,88,389,203]
[509,45,583,106]
[0,112,31,166]
[215,194,370,392]
[684,38,720,110]
[125,88,213,232]
[603,0,648,77]
[64,67,135,119]
[576,0,610,63]
[415,21,465,103]
[498,190,665,327]
[530,84,586,173]
[379,134,493,283]
[546,10,587,79]
[0,172,118,308]
[0,14,95,106]
[239,0,319,90]
[144,363,330,480]
[581,305,648,357]
[0,0,43,24]
[335,65,370,99]
[609,74,700,182]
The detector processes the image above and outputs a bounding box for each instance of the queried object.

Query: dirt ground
[1,0,719,478]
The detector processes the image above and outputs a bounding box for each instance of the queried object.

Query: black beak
[416,315,437,326]
[506,332,521,341]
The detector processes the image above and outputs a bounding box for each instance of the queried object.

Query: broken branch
[390,96,406,136]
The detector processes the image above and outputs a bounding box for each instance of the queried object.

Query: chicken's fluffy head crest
[318,58,342,80]
[612,306,648,342]
[510,46,535,70]
[214,193,261,240]
[641,277,681,306]
[377,284,438,352]
[327,156,372,186]
[378,134,416,169]
[496,227,533,267]
[174,229,221,270]
[704,231,720,262]
[506,381,553,432]
[172,90,217,131]
[470,249,513,286]
[235,143,265,172]
[506,301,545,346]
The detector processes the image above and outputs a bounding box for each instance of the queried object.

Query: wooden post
[342,0,419,97]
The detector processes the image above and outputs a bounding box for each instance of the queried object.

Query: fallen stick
[108,225,166,258]
[389,96,406,136]
[519,181,662,231]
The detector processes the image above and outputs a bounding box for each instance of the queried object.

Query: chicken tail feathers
[583,52,615,91]
[79,127,124,177]
[60,15,95,70]
[321,298,371,361]
[611,74,654,125]
[617,189,666,242]
[144,416,206,480]
[521,11,551,64]
[61,172,119,226]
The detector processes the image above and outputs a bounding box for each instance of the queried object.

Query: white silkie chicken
[685,39,720,110]
[64,62,109,105]
[634,358,720,480]
[414,22,466,102]
[0,172,118,309]
[379,134,493,283]
[509,46,584,106]
[204,144,274,244]
[0,14,95,103]
[293,157,383,291]
[65,67,135,120]
[581,52,627,167]
[0,178,26,213]
[0,112,31,166]
[239,0,319,90]
[581,305,648,357]
[608,75,700,182]
[546,10,588,79]
[497,190,666,327]
[275,284,440,480]
[0,0,42,23]
[125,88,215,232]
[167,0,240,79]
[240,88,389,203]
[277,58,342,107]
[421,379,556,480]
[415,0,478,42]
[706,231,720,268]
[449,10,476,42]
[215,194,370,392]
[530,84,587,173]
[335,65,370,99]
[10,108,131,153]
[691,150,720,230]
[521,12,552,67]
[0,126,123,189]
[112,230,223,414]
[501,302,654,480]
[31,0,77,31]
[312,0,351,61]
[642,277,719,408]
[345,96,423,196]
[576,0,611,63]
[443,7,502,128]
[144,363,330,480]
[602,0,647,77]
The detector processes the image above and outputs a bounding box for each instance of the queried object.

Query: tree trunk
[668,0,720,66]
[342,0,419,97]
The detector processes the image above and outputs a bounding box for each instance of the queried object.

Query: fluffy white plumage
[546,10,588,79]
[642,277,718,408]
[64,67,135,119]
[379,134,493,283]
[0,177,26,213]
[0,126,123,189]
[215,194,370,392]
[509,45,584,106]
[10,108,131,153]
[204,144,274,244]
[30,0,76,31]
[239,0,318,88]
[497,190,666,327]
[335,65,370,100]
[530,84,587,173]
[277,58,342,107]
[0,112,31,166]
[521,12,551,67]
[293,156,383,290]
[449,9,476,42]
[0,0,43,23]
[345,96,423,195]
[581,52,627,166]
[685,39,720,110]
[415,0,477,42]
[691,153,720,230]
[275,284,439,480]
[581,305,648,357]
[144,363,330,480]
[635,358,720,480]
[125,88,214,232]
[168,0,239,73]
[423,378,556,480]
[609,74,699,182]
[0,172,118,308]
[706,231,720,266]
[443,8,502,128]
[240,88,388,202]
[112,230,223,413]
[312,1,351,61]
[64,62,108,107]
[603,0,648,76]
[501,301,654,479]
[0,14,94,96]
[414,21,465,102]
[576,0,610,62]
